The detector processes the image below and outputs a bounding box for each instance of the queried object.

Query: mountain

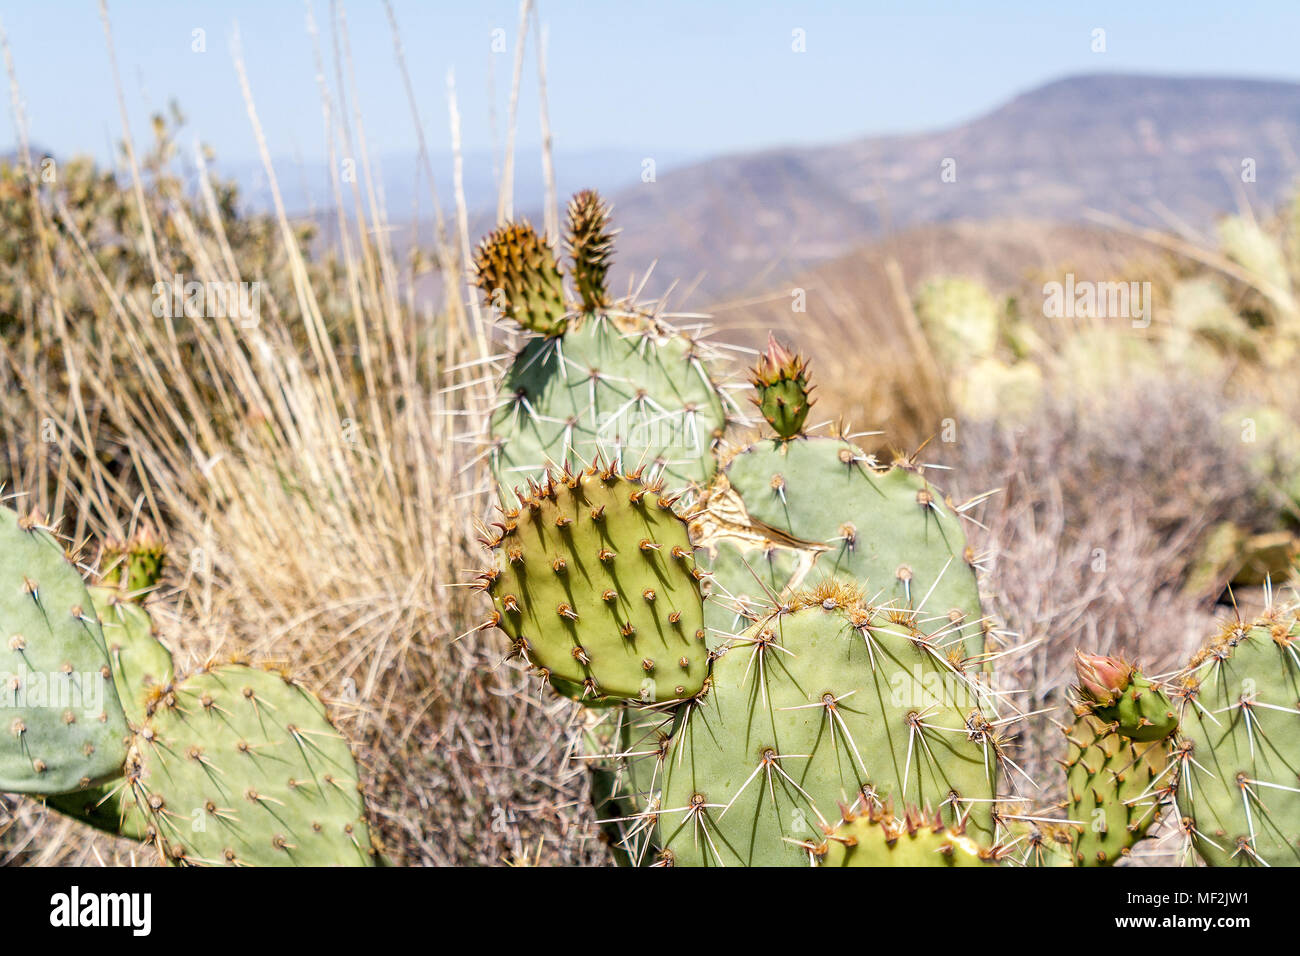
[600,73,1300,303]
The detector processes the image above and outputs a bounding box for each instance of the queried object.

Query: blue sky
[2,1,1299,168]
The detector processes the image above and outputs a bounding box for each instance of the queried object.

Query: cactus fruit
[1175,611,1300,866]
[566,190,615,314]
[1063,653,1177,866]
[582,704,669,866]
[0,506,131,794]
[749,333,814,441]
[811,797,996,867]
[718,437,986,662]
[660,585,1004,866]
[134,663,374,866]
[474,221,568,337]
[1074,651,1179,742]
[98,524,166,598]
[478,465,710,703]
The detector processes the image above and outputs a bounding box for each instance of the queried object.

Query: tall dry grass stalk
[0,1,603,866]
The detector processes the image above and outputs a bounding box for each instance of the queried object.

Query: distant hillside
[602,73,1300,302]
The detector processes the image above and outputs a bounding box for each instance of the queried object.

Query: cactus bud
[1073,650,1132,706]
[99,524,166,598]
[750,333,814,440]
[473,221,568,336]
[565,190,615,313]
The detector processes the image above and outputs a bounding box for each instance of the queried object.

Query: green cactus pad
[45,586,174,838]
[814,800,995,867]
[134,663,373,866]
[45,767,151,841]
[721,437,986,662]
[583,704,669,866]
[1176,614,1300,866]
[87,587,174,725]
[481,466,710,703]
[997,809,1076,867]
[0,506,130,794]
[491,317,727,504]
[1064,708,1174,866]
[696,535,806,651]
[661,588,1001,866]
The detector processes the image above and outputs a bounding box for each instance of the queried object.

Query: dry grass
[939,370,1281,799]
[0,2,607,867]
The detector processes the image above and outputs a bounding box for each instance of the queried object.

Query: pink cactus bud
[1073,650,1133,705]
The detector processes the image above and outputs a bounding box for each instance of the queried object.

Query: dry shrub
[939,370,1265,793]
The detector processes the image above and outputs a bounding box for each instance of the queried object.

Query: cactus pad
[134,663,373,866]
[0,506,130,794]
[720,437,986,661]
[813,798,995,866]
[1063,709,1174,866]
[481,466,710,703]
[491,317,726,502]
[44,587,174,838]
[1175,613,1300,866]
[660,586,1002,866]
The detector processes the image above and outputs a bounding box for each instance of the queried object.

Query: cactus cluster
[0,503,376,866]
[471,191,1300,868]
[472,195,1021,866]
[474,201,730,504]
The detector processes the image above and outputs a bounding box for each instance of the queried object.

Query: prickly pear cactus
[692,531,808,650]
[1175,612,1300,866]
[87,586,174,725]
[582,704,669,866]
[0,506,131,794]
[660,584,1004,866]
[478,464,711,703]
[996,806,1076,867]
[717,437,986,661]
[476,199,729,503]
[98,525,166,598]
[1063,653,1178,866]
[44,587,174,839]
[135,663,374,866]
[812,798,996,866]
[913,276,1001,367]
